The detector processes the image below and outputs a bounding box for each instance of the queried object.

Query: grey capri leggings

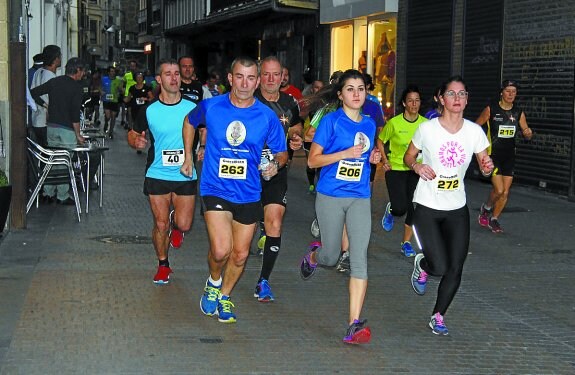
[315,192,371,279]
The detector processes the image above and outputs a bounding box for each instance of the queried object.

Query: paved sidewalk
[0,128,574,374]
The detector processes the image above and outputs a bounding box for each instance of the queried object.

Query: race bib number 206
[336,160,363,182]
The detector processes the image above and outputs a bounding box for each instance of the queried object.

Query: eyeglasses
[443,90,468,99]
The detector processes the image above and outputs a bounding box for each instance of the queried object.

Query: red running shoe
[169,209,184,248]
[343,319,371,344]
[153,265,172,284]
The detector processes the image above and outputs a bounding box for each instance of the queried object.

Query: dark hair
[156,58,179,75]
[64,57,85,75]
[363,73,375,91]
[500,79,518,92]
[33,53,44,65]
[398,84,421,110]
[302,69,365,113]
[42,45,61,67]
[335,69,366,92]
[439,75,468,96]
[229,56,259,75]
[329,70,343,84]
[178,55,194,64]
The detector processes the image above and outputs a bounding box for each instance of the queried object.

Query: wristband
[199,145,205,148]
[410,162,417,170]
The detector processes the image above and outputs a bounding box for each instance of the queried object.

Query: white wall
[27,0,79,75]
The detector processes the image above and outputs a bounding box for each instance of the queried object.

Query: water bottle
[260,157,271,181]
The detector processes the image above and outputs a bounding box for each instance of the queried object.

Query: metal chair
[27,137,82,222]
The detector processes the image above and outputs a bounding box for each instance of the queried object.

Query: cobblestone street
[1,129,574,374]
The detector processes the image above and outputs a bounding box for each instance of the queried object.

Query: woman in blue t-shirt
[299,69,382,345]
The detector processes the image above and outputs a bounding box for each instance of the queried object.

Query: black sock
[259,236,281,282]
[159,259,169,267]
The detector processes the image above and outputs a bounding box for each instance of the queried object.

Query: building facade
[159,0,319,87]
[401,0,575,197]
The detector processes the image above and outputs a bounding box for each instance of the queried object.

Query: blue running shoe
[254,279,275,302]
[401,241,416,257]
[381,202,394,232]
[200,279,221,316]
[411,253,428,295]
[429,313,449,335]
[217,295,237,323]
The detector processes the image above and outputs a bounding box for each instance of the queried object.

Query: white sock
[208,275,222,287]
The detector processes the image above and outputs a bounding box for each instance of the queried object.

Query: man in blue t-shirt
[129,59,197,285]
[181,57,287,323]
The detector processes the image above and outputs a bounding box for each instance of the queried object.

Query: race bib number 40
[162,149,184,166]
[218,158,247,179]
[498,125,516,138]
[336,160,363,182]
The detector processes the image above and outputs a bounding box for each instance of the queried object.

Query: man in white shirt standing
[30,45,61,147]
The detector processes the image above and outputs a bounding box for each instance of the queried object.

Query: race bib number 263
[218,158,247,179]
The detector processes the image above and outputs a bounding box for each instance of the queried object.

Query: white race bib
[105,94,114,101]
[498,125,516,138]
[136,98,145,105]
[218,158,247,179]
[162,149,184,166]
[336,160,363,182]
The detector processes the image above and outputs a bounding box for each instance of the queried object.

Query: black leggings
[385,170,419,226]
[413,204,470,315]
[304,141,317,186]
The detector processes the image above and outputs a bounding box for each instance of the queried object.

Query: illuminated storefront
[321,1,398,114]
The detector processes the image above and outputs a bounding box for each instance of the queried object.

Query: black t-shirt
[179,80,203,104]
[30,75,83,128]
[128,84,152,111]
[254,91,302,135]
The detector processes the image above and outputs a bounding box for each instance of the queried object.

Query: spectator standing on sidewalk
[252,56,303,302]
[476,79,533,233]
[300,69,382,344]
[128,59,197,285]
[30,57,87,205]
[181,56,287,323]
[30,45,61,147]
[377,85,427,257]
[404,75,494,335]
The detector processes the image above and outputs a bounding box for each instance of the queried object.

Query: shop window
[331,24,353,74]
[369,17,397,113]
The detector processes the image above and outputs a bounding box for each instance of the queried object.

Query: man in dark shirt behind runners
[30,57,89,205]
[253,56,303,302]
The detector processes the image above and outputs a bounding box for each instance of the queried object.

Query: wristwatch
[272,160,280,170]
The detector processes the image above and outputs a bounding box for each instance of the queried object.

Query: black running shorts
[143,177,197,196]
[202,195,263,225]
[261,166,288,207]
